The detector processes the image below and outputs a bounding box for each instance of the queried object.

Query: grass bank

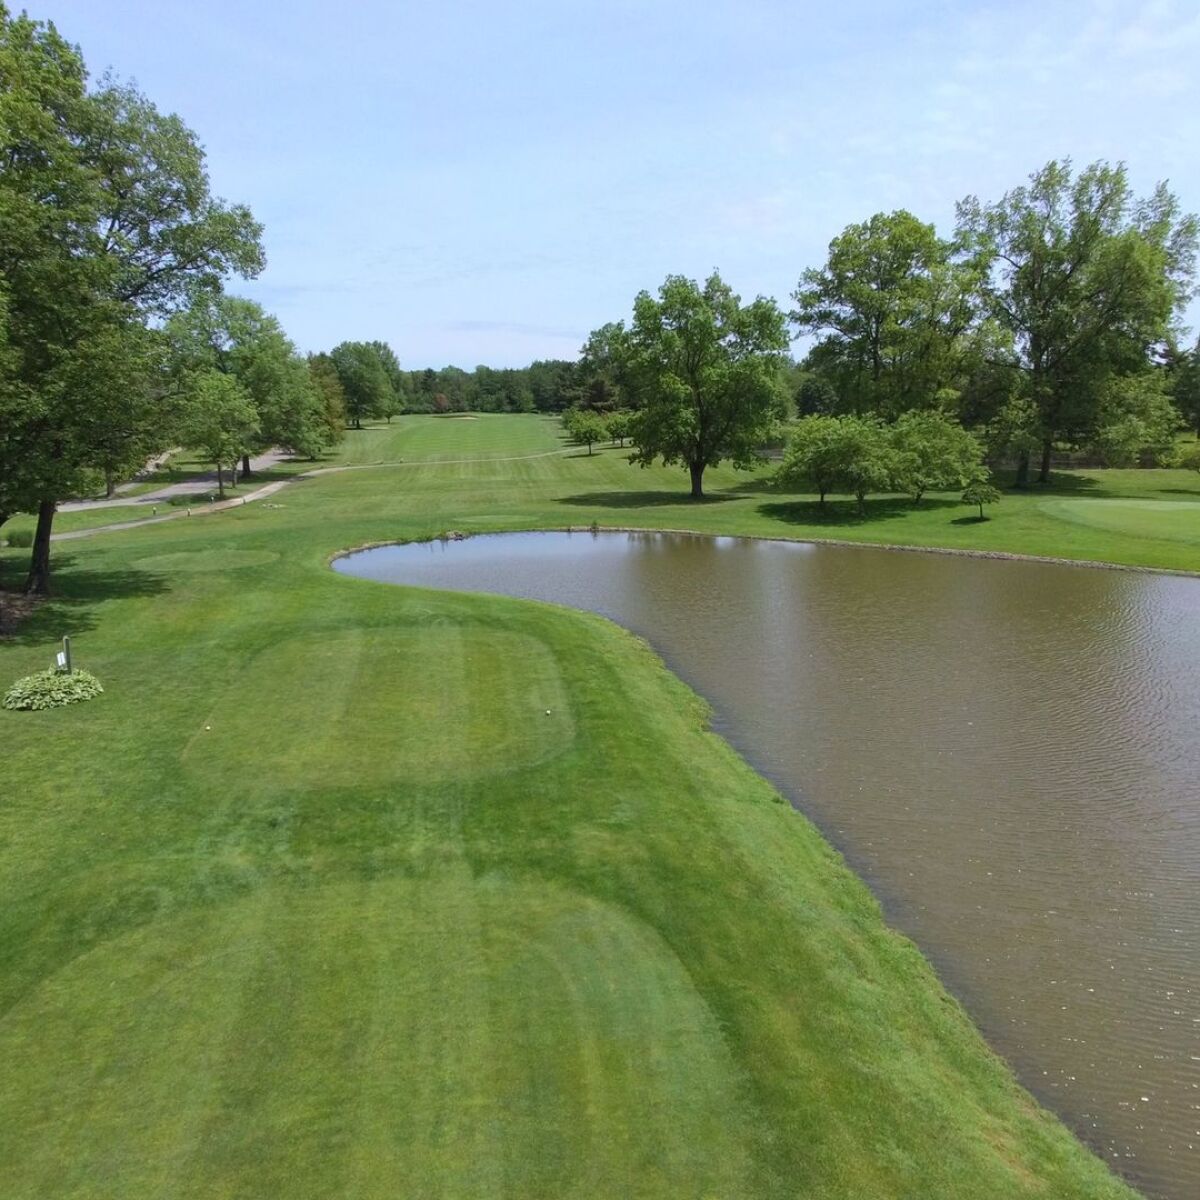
[0,414,1157,1197]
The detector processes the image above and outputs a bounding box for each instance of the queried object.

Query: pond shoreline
[330,522,1200,579]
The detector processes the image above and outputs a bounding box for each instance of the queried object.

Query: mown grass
[0,412,1174,1197]
[12,413,1199,565]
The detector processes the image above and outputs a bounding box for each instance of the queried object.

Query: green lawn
[0,413,1170,1197]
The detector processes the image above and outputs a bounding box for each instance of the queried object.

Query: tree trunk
[1037,439,1053,484]
[241,452,252,479]
[24,499,56,595]
[1013,449,1030,488]
[688,461,704,498]
[105,467,116,499]
[216,462,225,498]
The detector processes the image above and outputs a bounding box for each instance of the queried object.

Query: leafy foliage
[961,478,1002,520]
[792,210,980,418]
[167,296,331,461]
[0,6,263,591]
[776,414,894,511]
[329,341,395,429]
[598,272,789,497]
[956,159,1197,482]
[607,410,633,446]
[3,667,103,711]
[1091,371,1182,466]
[890,410,983,503]
[561,408,609,454]
[179,372,260,495]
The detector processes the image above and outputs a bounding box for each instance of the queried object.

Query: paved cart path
[50,447,578,541]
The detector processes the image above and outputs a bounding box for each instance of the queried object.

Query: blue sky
[24,0,1200,367]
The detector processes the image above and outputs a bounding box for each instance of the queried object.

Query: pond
[334,530,1200,1200]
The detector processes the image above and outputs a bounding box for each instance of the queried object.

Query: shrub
[4,529,33,548]
[3,668,104,711]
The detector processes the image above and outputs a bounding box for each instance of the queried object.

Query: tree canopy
[792,210,980,418]
[0,4,263,591]
[956,159,1197,483]
[597,272,789,497]
[168,295,332,468]
[329,341,396,429]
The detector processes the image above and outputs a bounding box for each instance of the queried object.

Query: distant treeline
[400,360,581,414]
[310,345,583,425]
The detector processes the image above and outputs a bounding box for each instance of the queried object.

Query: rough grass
[0,413,1160,1198]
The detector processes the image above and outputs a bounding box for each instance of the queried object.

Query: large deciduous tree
[792,210,980,417]
[307,353,348,442]
[329,341,394,429]
[956,159,1197,485]
[0,5,264,592]
[602,272,789,498]
[1167,335,1200,437]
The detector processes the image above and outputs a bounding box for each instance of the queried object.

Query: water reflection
[335,531,1200,1200]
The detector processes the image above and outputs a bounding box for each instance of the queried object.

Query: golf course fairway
[0,414,1169,1198]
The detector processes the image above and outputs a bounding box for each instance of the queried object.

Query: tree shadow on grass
[0,553,169,645]
[993,469,1123,496]
[716,477,781,496]
[557,489,739,509]
[757,496,959,527]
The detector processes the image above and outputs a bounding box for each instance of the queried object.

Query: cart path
[58,449,294,512]
[50,447,577,541]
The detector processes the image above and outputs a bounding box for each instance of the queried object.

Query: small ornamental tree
[607,410,632,446]
[776,413,894,512]
[842,418,895,513]
[889,410,983,504]
[962,477,1001,520]
[775,415,850,505]
[563,408,608,455]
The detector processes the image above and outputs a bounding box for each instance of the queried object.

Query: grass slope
[0,414,1158,1198]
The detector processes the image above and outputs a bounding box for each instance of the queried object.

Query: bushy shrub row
[776,411,990,512]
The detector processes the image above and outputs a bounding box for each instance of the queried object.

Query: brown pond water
[334,531,1200,1200]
